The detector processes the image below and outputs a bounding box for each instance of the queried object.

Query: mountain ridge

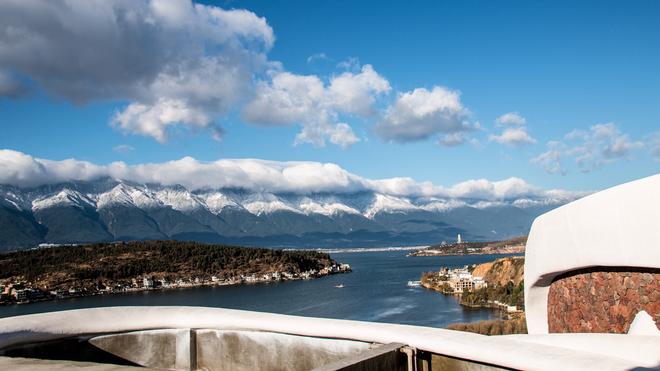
[0,178,575,251]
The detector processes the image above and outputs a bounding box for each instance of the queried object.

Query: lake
[0,251,519,327]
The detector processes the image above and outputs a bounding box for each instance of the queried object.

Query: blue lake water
[0,251,519,327]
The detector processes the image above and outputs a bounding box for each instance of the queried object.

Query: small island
[0,240,351,305]
[408,236,526,257]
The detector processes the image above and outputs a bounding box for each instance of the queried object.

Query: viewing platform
[0,306,658,370]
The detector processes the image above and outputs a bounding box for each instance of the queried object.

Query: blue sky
[0,0,658,192]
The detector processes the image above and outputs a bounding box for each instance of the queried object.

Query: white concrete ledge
[1,306,658,370]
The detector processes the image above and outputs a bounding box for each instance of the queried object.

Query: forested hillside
[0,240,336,287]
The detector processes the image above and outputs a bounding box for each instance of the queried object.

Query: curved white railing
[1,306,658,370]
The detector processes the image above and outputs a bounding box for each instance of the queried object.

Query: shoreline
[420,281,521,315]
[409,250,524,257]
[1,269,350,307]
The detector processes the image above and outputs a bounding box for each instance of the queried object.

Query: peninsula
[408,236,526,257]
[0,240,351,305]
[422,256,527,335]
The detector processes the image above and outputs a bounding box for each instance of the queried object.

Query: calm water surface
[0,251,518,327]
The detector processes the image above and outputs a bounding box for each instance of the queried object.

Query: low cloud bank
[0,150,585,203]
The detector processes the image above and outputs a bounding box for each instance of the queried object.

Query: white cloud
[530,141,565,175]
[489,127,537,146]
[445,177,536,199]
[489,112,537,146]
[0,149,584,203]
[565,123,643,171]
[0,0,273,142]
[0,1,486,150]
[294,122,359,149]
[496,112,526,126]
[112,98,214,143]
[532,123,644,174]
[337,57,361,72]
[438,132,467,147]
[113,144,135,154]
[374,86,473,142]
[651,131,660,162]
[242,64,389,148]
[327,65,391,116]
[306,53,328,64]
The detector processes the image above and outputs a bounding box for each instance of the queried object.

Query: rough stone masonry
[547,267,659,333]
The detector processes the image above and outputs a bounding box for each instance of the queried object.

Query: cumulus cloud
[496,112,526,126]
[532,123,644,174]
[112,98,215,143]
[0,149,584,203]
[0,1,485,150]
[489,127,537,146]
[243,64,390,148]
[374,87,474,142]
[489,112,537,146]
[0,0,273,141]
[327,65,391,115]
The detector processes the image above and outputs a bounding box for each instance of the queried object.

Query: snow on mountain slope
[419,199,467,212]
[96,184,138,209]
[298,197,361,216]
[32,188,95,211]
[199,192,241,214]
[364,194,420,218]
[242,193,303,215]
[155,187,206,212]
[127,186,161,209]
[0,189,28,211]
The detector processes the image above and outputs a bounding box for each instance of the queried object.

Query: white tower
[457,234,462,244]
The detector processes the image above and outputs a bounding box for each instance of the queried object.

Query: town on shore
[415,254,527,335]
[419,257,525,312]
[1,264,352,306]
[406,235,529,335]
[0,241,351,306]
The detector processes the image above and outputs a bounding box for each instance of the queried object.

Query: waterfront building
[142,277,154,289]
[11,290,27,302]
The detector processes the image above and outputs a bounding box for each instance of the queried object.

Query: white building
[142,277,154,289]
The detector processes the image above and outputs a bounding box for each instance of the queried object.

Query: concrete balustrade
[0,306,658,370]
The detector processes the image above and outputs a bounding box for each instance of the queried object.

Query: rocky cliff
[473,256,524,286]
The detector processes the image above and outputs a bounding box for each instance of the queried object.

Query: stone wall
[547,267,659,333]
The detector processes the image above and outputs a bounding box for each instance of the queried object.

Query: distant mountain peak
[0,178,579,251]
[32,188,94,211]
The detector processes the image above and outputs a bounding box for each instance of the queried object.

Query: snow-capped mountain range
[0,178,578,251]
